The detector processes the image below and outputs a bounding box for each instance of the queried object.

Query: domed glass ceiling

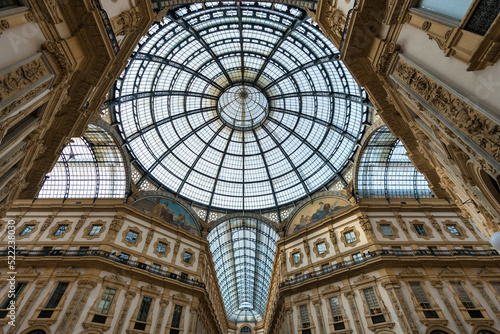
[114,2,368,211]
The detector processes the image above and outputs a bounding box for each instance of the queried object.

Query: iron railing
[279,248,500,288]
[1,248,205,288]
[339,0,359,54]
[90,0,120,55]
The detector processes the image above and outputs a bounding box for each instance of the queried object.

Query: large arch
[37,123,127,201]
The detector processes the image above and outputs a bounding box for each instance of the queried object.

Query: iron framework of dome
[111,2,369,213]
[207,218,279,322]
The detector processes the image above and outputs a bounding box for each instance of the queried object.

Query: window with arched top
[476,330,495,334]
[27,330,47,334]
[240,326,252,333]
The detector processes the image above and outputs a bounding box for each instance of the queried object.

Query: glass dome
[114,2,368,211]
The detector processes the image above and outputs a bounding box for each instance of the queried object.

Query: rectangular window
[171,304,183,328]
[96,287,117,315]
[380,225,393,236]
[180,273,188,282]
[41,282,69,315]
[89,225,102,236]
[156,242,167,254]
[126,231,139,243]
[451,282,485,318]
[299,304,310,328]
[0,282,27,318]
[151,263,161,274]
[414,224,427,236]
[344,231,357,244]
[352,253,363,263]
[317,242,327,254]
[447,225,461,236]
[137,296,152,322]
[409,282,439,318]
[53,225,68,236]
[321,264,331,273]
[183,252,192,264]
[292,252,301,264]
[20,225,34,236]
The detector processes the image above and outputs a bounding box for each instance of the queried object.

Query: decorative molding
[391,56,500,168]
[438,266,463,278]
[292,292,310,304]
[344,291,364,334]
[433,285,467,334]
[353,273,376,286]
[398,267,424,278]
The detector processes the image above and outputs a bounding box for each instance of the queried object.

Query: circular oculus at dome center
[114,2,369,211]
[217,85,269,130]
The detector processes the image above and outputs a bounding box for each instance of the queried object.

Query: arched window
[38,123,126,200]
[357,126,434,200]
[476,330,495,334]
[27,330,46,334]
[240,326,252,333]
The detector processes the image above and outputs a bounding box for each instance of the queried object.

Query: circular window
[218,85,268,130]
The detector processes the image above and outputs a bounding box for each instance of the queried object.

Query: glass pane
[96,287,117,315]
[171,304,183,328]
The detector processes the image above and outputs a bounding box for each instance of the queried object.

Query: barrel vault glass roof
[207,218,279,322]
[113,1,369,212]
[357,126,434,199]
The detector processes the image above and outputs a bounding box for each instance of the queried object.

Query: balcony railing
[279,248,500,288]
[0,248,205,288]
[89,0,120,55]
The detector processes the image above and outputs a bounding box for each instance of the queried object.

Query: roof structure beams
[207,218,279,322]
